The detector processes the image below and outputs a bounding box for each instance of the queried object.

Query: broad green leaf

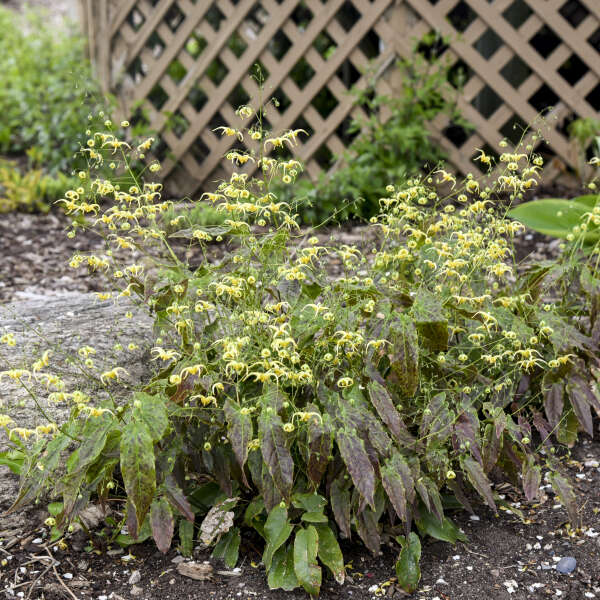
[508,198,599,241]
[301,511,328,523]
[133,392,168,442]
[120,421,156,533]
[76,412,114,472]
[314,524,345,584]
[416,510,466,544]
[410,288,448,351]
[150,497,174,554]
[179,518,194,557]
[294,526,321,598]
[395,532,421,593]
[268,544,299,591]
[292,493,327,513]
[243,496,265,538]
[47,502,64,517]
[263,505,294,571]
[556,409,579,447]
[212,527,241,568]
[0,449,25,475]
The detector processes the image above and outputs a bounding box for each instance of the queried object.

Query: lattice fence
[80,0,600,195]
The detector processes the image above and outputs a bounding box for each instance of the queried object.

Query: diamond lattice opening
[500,55,532,89]
[337,59,361,89]
[360,29,383,59]
[529,84,560,112]
[165,3,185,33]
[207,58,229,86]
[448,59,473,89]
[167,59,187,85]
[313,31,337,60]
[206,3,226,31]
[272,87,291,114]
[185,33,207,59]
[336,115,359,146]
[289,57,315,89]
[558,53,588,85]
[335,1,361,32]
[291,116,314,138]
[187,84,208,112]
[502,0,532,29]
[148,84,168,110]
[168,110,190,139]
[529,25,561,58]
[126,6,145,32]
[146,32,165,59]
[227,32,248,58]
[499,114,528,146]
[585,84,600,110]
[474,28,503,59]
[291,1,313,30]
[312,86,338,119]
[126,56,146,84]
[447,1,477,33]
[269,30,292,61]
[246,3,270,35]
[313,143,334,170]
[471,85,502,118]
[588,28,600,54]
[227,84,251,110]
[443,122,470,148]
[559,0,589,28]
[190,135,210,165]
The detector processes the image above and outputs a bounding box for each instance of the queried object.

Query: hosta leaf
[259,412,294,500]
[522,456,541,502]
[224,399,253,485]
[410,288,448,351]
[367,380,417,448]
[212,527,240,568]
[164,474,194,521]
[336,429,375,509]
[150,497,174,554]
[388,314,419,396]
[120,421,156,533]
[294,526,321,598]
[314,523,345,584]
[268,544,298,591]
[461,456,496,511]
[263,505,294,571]
[544,382,564,429]
[330,477,351,539]
[550,472,580,527]
[133,392,168,442]
[395,532,421,594]
[415,510,466,544]
[179,518,194,557]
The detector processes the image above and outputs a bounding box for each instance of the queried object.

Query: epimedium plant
[1,101,600,596]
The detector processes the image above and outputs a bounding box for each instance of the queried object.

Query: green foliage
[0,6,107,174]
[277,38,470,223]
[4,102,599,597]
[508,194,599,244]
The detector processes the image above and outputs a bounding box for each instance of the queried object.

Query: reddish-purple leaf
[336,429,375,510]
[482,423,501,474]
[367,380,417,448]
[306,405,331,488]
[224,399,253,486]
[454,412,483,465]
[151,497,174,554]
[550,472,580,527]
[461,456,496,512]
[544,383,564,428]
[330,477,351,539]
[522,457,541,502]
[567,383,593,436]
[165,475,194,521]
[381,453,414,527]
[355,507,380,554]
[259,412,293,500]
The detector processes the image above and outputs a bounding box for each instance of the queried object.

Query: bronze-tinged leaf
[461,456,496,512]
[454,412,482,465]
[409,288,448,352]
[567,383,593,436]
[446,477,473,515]
[570,373,600,418]
[522,456,541,502]
[532,412,552,449]
[170,372,200,405]
[367,380,418,448]
[165,474,194,521]
[550,472,580,528]
[120,421,156,533]
[306,405,331,489]
[544,382,564,428]
[481,423,502,474]
[420,393,453,445]
[330,477,351,539]
[381,453,414,527]
[224,399,253,486]
[388,314,419,397]
[150,497,174,554]
[355,507,380,554]
[336,429,375,510]
[259,412,294,500]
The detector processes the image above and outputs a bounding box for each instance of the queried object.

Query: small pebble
[469,515,480,521]
[130,585,143,596]
[63,573,73,580]
[555,556,576,574]
[128,570,141,585]
[584,460,599,468]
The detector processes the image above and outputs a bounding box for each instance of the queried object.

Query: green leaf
[410,288,448,351]
[301,511,329,523]
[292,493,327,513]
[268,544,299,591]
[47,502,64,517]
[395,532,421,593]
[212,527,241,568]
[116,517,152,547]
[179,518,194,557]
[263,505,294,571]
[120,421,156,534]
[150,497,174,554]
[243,496,265,538]
[314,524,345,584]
[294,526,321,598]
[0,449,25,475]
[133,392,168,442]
[416,510,466,544]
[508,198,599,241]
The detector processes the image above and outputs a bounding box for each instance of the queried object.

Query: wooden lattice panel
[81,0,600,194]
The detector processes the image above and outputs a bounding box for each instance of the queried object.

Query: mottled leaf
[522,456,541,502]
[212,527,240,568]
[179,518,194,557]
[150,497,174,554]
[306,405,331,488]
[164,474,194,521]
[355,507,380,554]
[567,383,593,436]
[550,472,580,527]
[330,477,351,539]
[544,382,564,428]
[133,392,168,442]
[461,456,496,511]
[259,412,294,500]
[395,532,421,593]
[120,421,156,533]
[336,429,375,509]
[224,399,253,485]
[381,453,414,525]
[388,314,419,396]
[294,526,321,598]
[268,544,298,591]
[454,412,483,465]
